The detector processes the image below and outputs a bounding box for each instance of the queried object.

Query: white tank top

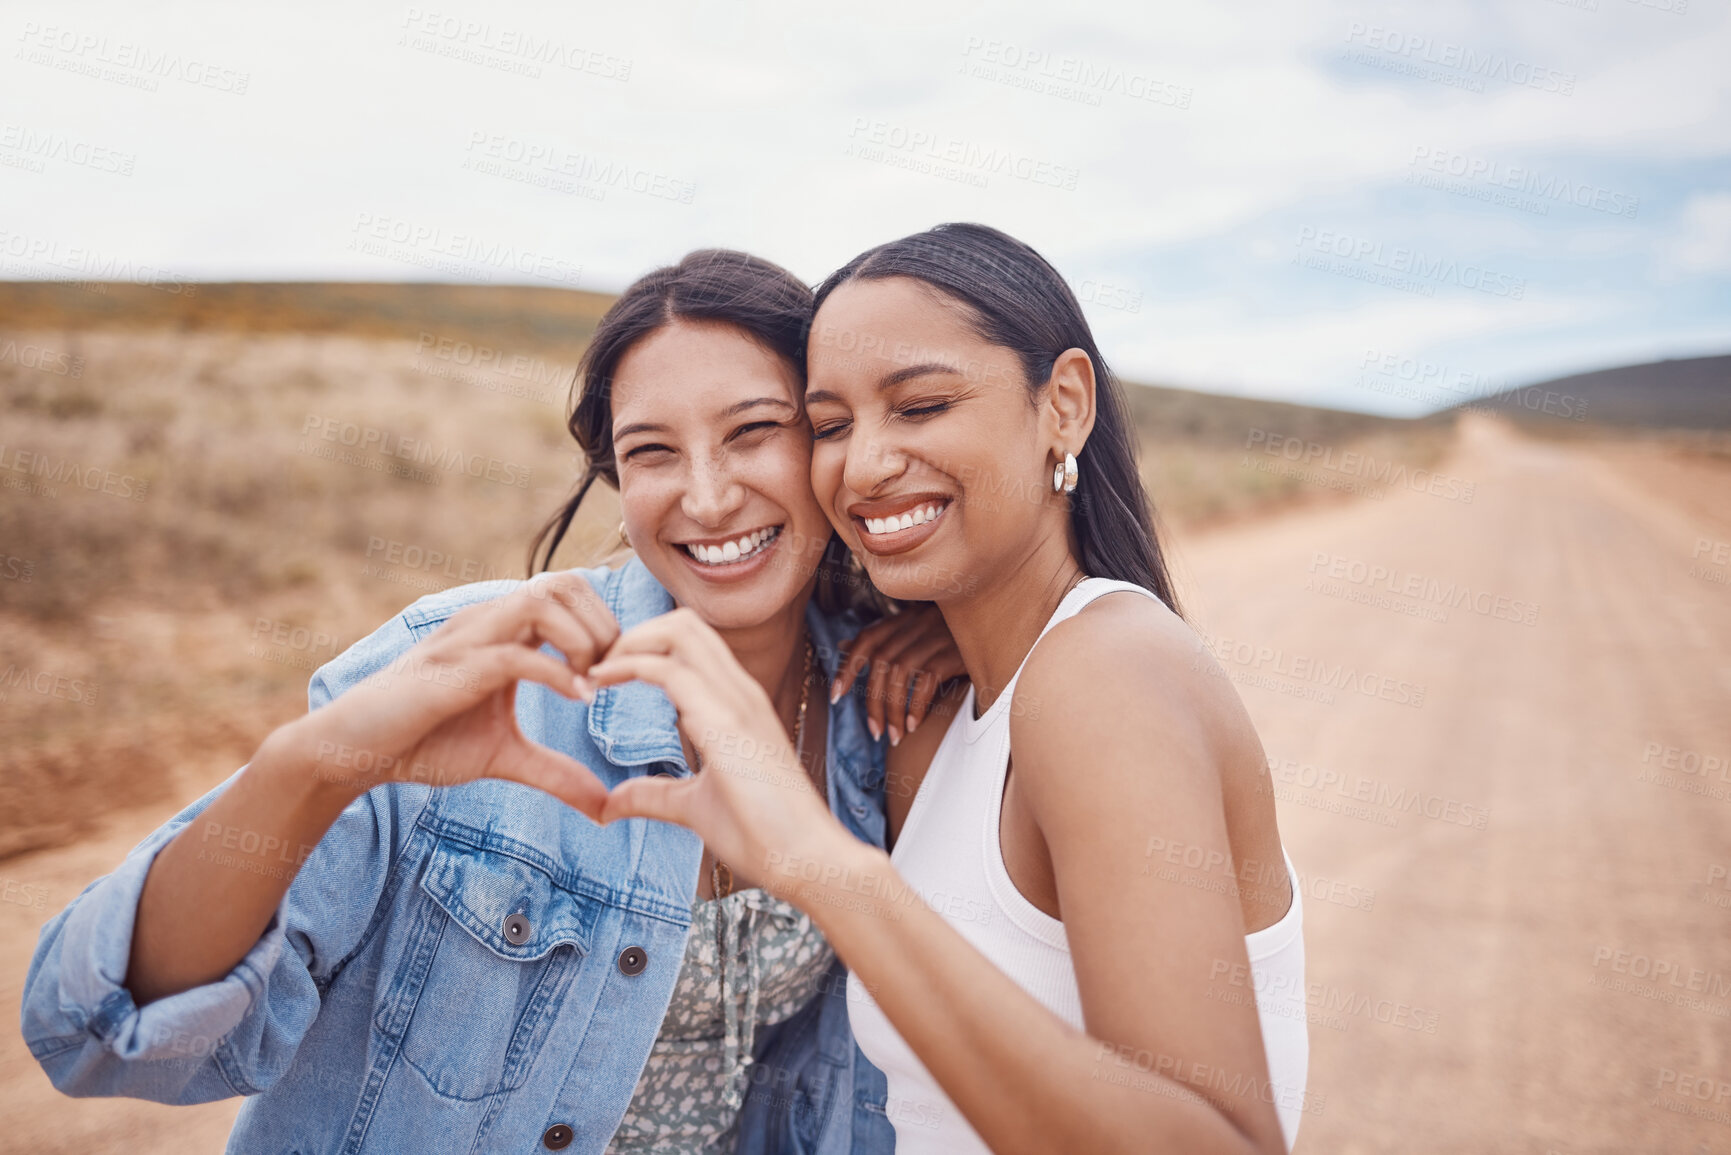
[847,578,1310,1152]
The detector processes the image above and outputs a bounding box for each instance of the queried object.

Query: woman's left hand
[587,608,848,898]
[831,604,968,745]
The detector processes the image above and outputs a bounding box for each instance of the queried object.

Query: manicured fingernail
[867,718,883,741]
[573,674,593,700]
[905,714,918,734]
[888,725,901,746]
[829,683,844,704]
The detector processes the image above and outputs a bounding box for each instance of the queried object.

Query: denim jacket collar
[584,558,869,783]
[585,557,684,770]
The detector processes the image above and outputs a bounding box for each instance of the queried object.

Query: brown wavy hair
[527,248,876,616]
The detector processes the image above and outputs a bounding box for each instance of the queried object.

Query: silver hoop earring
[1052,451,1078,495]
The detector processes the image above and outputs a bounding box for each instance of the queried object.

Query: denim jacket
[20,558,898,1155]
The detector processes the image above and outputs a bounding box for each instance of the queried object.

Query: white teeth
[685,526,779,566]
[863,503,946,535]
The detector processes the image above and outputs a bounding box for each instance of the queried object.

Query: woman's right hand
[284,570,615,817]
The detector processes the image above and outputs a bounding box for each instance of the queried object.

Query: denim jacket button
[503,912,531,946]
[542,1123,574,1149]
[617,945,647,976]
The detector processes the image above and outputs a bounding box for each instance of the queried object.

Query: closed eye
[622,442,673,461]
[811,418,851,441]
[898,401,952,420]
[731,420,783,442]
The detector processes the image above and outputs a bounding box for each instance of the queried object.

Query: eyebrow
[806,362,962,406]
[613,396,796,441]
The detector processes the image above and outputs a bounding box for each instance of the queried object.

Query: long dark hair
[811,223,1181,616]
[527,248,867,615]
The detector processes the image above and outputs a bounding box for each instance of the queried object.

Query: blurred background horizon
[3,0,1729,413]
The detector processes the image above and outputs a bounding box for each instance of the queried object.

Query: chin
[856,552,970,603]
[665,563,806,631]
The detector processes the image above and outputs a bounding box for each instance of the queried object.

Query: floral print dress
[606,886,837,1154]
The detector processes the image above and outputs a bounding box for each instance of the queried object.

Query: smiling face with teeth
[610,320,836,631]
[805,276,1087,606]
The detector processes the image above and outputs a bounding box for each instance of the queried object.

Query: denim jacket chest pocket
[380,837,601,1103]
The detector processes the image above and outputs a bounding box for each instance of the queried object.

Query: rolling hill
[1458,353,1731,430]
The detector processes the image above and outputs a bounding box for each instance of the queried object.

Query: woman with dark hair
[591,224,1310,1154]
[21,249,960,1154]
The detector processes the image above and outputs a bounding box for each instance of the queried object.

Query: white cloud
[1664,192,1731,273]
[1,0,1726,411]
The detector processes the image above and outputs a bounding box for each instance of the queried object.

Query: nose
[844,428,906,499]
[681,452,747,527]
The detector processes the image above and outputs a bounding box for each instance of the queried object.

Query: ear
[1043,347,1097,451]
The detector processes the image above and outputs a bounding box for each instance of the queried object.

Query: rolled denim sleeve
[18,607,433,1103]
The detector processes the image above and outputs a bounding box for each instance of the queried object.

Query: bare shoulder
[1010,590,1261,793]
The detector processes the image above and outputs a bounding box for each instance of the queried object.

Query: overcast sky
[3,0,1728,414]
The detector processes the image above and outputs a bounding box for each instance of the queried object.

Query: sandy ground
[2,415,1728,1153]
[1167,415,1731,1154]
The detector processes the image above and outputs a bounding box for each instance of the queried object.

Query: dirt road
[2,415,1728,1152]
[1170,415,1731,1153]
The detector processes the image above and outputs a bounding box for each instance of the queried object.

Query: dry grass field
[0,282,1455,859]
[3,283,1729,1154]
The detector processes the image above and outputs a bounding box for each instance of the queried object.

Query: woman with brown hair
[23,249,957,1155]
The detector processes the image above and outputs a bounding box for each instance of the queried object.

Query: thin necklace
[706,635,820,1112]
[710,635,816,901]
